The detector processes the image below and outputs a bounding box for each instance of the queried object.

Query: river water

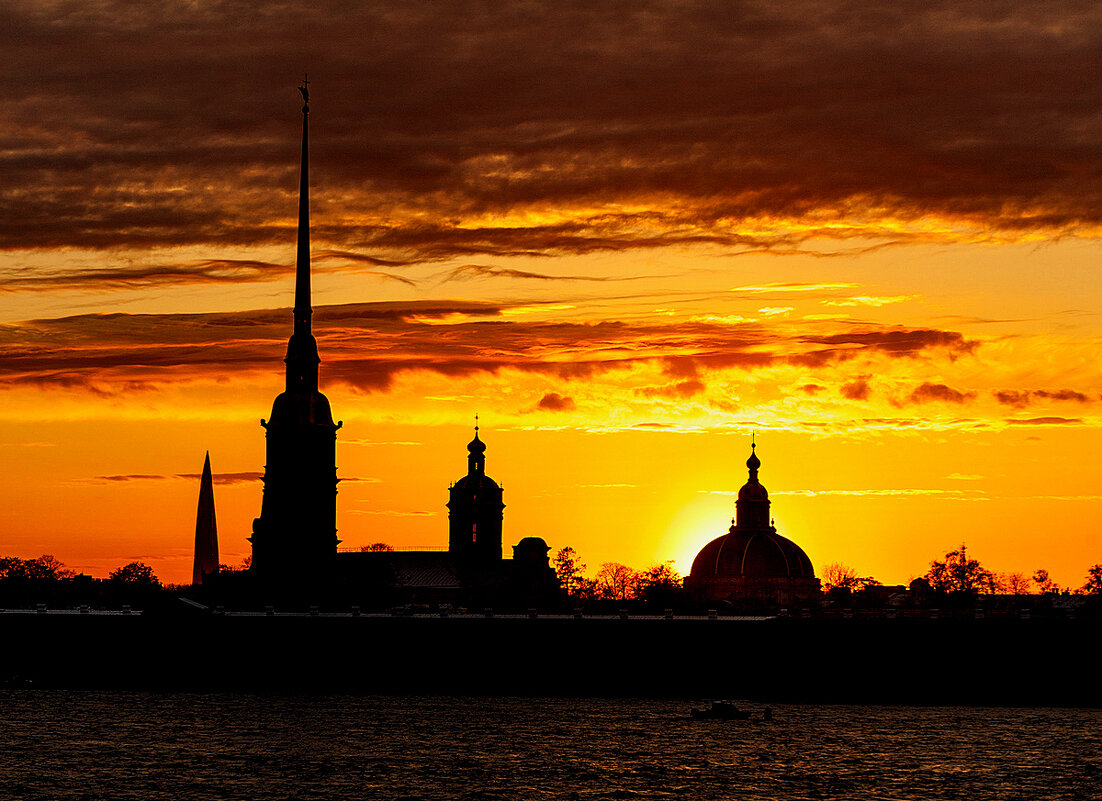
[1,692,1098,800]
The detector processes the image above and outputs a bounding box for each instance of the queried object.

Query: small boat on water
[690,700,751,720]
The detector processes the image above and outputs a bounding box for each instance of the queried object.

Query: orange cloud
[537,392,576,412]
[908,383,977,405]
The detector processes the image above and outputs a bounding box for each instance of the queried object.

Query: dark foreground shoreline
[2,613,1097,706]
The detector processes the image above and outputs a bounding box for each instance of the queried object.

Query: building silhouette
[447,424,504,565]
[334,428,557,606]
[684,442,820,606]
[192,451,219,585]
[222,84,555,607]
[249,80,342,582]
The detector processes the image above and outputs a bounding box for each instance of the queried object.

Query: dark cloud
[994,390,1031,408]
[995,388,1095,407]
[440,263,646,283]
[840,378,871,400]
[177,472,264,485]
[800,384,825,394]
[908,382,977,404]
[1006,417,1083,426]
[807,329,976,357]
[86,471,261,484]
[88,474,171,483]
[0,257,416,292]
[1034,390,1094,403]
[537,392,576,412]
[0,301,976,393]
[1,0,1098,262]
[0,260,288,292]
[93,470,377,484]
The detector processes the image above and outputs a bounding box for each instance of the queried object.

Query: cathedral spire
[283,76,321,394]
[294,74,311,340]
[250,80,339,582]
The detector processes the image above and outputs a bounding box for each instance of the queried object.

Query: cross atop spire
[299,74,310,111]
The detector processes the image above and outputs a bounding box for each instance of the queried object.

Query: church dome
[685,441,820,603]
[690,528,814,580]
[467,431,486,455]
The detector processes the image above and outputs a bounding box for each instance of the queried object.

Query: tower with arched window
[447,426,504,565]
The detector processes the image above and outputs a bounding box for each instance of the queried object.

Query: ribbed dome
[690,528,814,580]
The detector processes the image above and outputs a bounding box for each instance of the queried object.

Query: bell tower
[250,78,342,582]
[448,422,504,564]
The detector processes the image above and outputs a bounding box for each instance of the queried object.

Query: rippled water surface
[1,692,1098,800]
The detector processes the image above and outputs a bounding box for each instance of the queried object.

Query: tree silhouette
[821,562,880,592]
[553,546,587,598]
[1032,569,1060,595]
[594,562,637,601]
[1,554,73,582]
[634,561,682,604]
[924,544,1000,594]
[1002,571,1031,595]
[109,562,160,586]
[1079,564,1102,595]
[360,543,394,552]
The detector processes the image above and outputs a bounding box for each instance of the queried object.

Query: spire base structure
[250,80,341,585]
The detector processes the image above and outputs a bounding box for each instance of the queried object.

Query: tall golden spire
[283,75,320,395]
[293,74,311,341]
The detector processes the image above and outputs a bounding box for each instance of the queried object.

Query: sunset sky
[2,1,1100,587]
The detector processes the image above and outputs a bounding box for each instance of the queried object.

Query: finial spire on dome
[467,418,487,473]
[746,438,761,478]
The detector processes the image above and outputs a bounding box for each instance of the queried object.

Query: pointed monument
[250,78,342,582]
[192,451,219,585]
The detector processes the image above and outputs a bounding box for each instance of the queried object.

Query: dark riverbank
[2,613,1097,706]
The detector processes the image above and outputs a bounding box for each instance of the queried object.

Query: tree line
[552,547,683,603]
[0,555,163,607]
[821,544,1102,596]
